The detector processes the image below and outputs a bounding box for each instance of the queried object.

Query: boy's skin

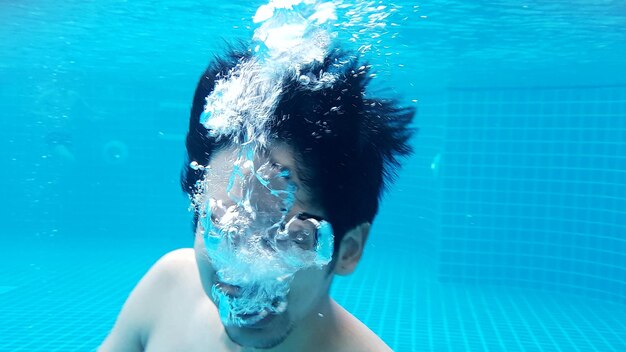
[99,146,392,352]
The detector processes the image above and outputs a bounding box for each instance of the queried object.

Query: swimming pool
[1,1,625,351]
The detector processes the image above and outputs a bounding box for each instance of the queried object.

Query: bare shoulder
[131,248,198,300]
[332,301,393,352]
[98,248,198,351]
[151,248,197,278]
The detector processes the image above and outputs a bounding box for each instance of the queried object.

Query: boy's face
[193,144,335,349]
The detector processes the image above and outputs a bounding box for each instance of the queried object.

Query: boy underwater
[100,1,415,351]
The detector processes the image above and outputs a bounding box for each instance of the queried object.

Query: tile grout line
[518,292,562,352]
[569,296,614,350]
[532,291,581,352]
[491,290,526,351]
[570,299,624,349]
[451,287,471,351]
[478,289,509,350]
[464,288,488,350]
[387,257,403,350]
[505,293,543,350]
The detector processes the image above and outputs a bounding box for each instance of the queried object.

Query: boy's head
[182,45,415,252]
[181,44,415,348]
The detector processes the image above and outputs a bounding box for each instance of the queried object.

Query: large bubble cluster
[191,0,395,327]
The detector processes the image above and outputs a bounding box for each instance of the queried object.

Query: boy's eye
[210,213,221,227]
[270,163,291,179]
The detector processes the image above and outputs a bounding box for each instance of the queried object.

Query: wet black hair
[181,43,416,256]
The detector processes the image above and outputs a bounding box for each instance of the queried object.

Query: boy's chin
[224,314,294,349]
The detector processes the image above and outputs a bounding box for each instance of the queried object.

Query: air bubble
[190,161,206,171]
[299,74,311,85]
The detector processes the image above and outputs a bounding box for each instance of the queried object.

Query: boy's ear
[334,222,371,276]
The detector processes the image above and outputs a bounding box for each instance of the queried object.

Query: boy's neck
[240,296,339,352]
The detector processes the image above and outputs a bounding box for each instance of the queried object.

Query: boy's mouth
[213,282,288,327]
[236,308,273,327]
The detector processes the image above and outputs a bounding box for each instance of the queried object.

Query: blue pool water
[1,1,626,351]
